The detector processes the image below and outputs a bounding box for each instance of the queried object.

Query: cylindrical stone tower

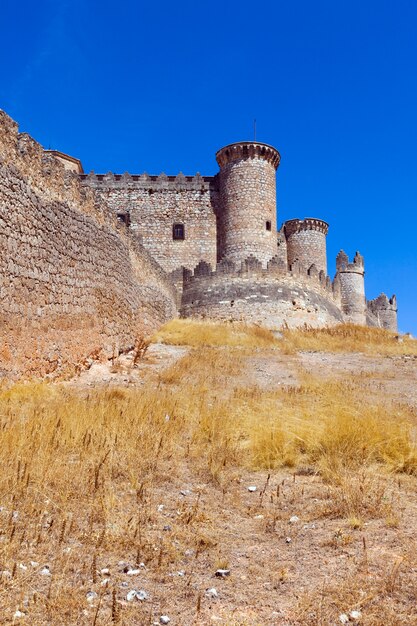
[336,250,366,325]
[215,141,281,267]
[284,218,329,275]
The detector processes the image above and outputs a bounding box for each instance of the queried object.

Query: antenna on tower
[254,118,257,141]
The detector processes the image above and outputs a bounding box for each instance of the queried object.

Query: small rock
[285,537,292,543]
[157,504,165,512]
[126,568,141,576]
[14,611,25,619]
[86,591,98,602]
[180,489,191,496]
[164,414,170,422]
[205,587,218,598]
[19,564,27,570]
[289,515,299,524]
[215,569,230,577]
[163,525,172,531]
[101,578,111,586]
[126,590,138,602]
[350,610,362,620]
[120,582,129,588]
[177,570,185,576]
[254,514,264,519]
[30,562,39,568]
[126,589,148,602]
[339,615,349,624]
[160,617,170,624]
[247,486,257,492]
[100,568,110,575]
[40,566,51,576]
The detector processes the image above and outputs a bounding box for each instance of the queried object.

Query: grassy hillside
[0,322,416,624]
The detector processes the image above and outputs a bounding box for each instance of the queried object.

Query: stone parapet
[216,141,281,170]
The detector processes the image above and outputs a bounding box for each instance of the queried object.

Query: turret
[336,250,366,325]
[284,218,329,275]
[367,294,398,332]
[215,141,280,267]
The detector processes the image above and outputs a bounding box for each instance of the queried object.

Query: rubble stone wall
[0,111,177,379]
[81,173,218,273]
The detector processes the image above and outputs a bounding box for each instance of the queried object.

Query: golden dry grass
[281,323,417,355]
[0,328,416,623]
[152,318,279,348]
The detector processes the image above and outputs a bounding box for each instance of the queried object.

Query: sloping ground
[0,322,416,625]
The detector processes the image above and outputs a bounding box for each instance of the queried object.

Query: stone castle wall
[180,257,342,329]
[81,173,218,273]
[0,111,177,378]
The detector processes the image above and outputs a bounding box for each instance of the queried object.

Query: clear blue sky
[1,0,416,333]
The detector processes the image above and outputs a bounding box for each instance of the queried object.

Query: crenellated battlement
[81,170,216,192]
[180,255,337,299]
[215,141,281,169]
[367,294,398,332]
[284,217,329,236]
[336,250,364,273]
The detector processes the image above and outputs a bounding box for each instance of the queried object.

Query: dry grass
[0,329,416,623]
[281,323,417,355]
[152,318,279,348]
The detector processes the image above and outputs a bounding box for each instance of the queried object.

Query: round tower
[284,218,329,275]
[215,141,280,267]
[336,250,366,325]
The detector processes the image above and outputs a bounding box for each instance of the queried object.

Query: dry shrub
[281,323,417,356]
[152,318,279,348]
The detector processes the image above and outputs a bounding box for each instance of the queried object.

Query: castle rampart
[180,256,343,328]
[0,110,177,378]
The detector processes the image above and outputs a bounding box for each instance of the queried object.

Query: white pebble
[157,504,165,512]
[285,537,292,543]
[126,568,141,575]
[100,568,110,575]
[289,515,299,524]
[339,615,349,624]
[160,617,170,624]
[247,486,257,492]
[205,587,218,598]
[101,578,110,586]
[14,611,25,619]
[86,591,98,602]
[40,566,51,576]
[19,564,27,571]
[350,610,362,620]
[215,569,230,577]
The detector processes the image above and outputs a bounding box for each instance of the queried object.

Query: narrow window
[117,211,130,226]
[266,220,272,231]
[173,223,185,240]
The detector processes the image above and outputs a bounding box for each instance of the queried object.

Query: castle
[79,140,397,332]
[0,111,397,378]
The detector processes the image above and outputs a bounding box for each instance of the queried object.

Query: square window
[173,223,185,240]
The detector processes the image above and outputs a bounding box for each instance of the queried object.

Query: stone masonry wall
[81,173,218,274]
[180,257,342,329]
[216,143,280,268]
[0,111,177,378]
